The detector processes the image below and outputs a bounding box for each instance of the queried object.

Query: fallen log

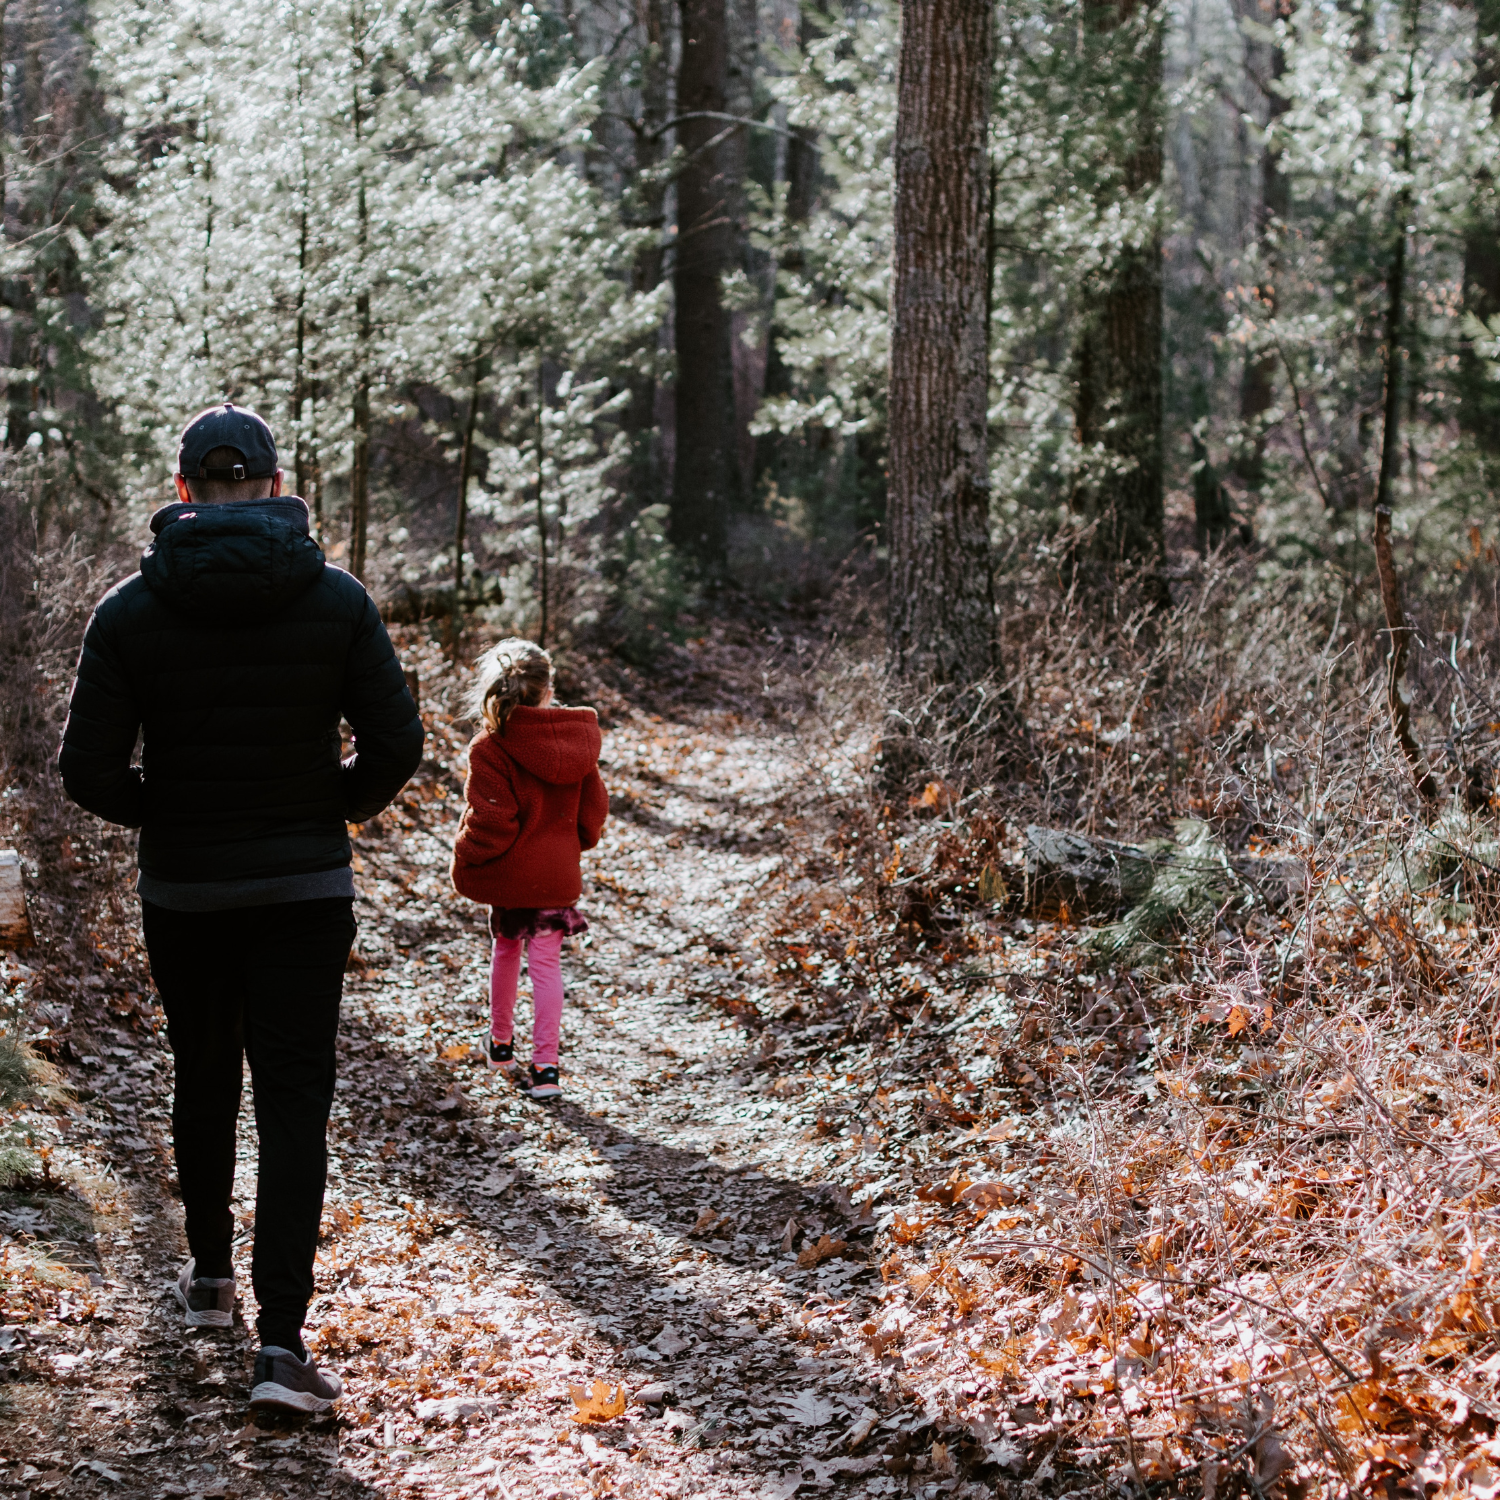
[1024,824,1299,920]
[0,850,35,949]
[1023,827,1159,916]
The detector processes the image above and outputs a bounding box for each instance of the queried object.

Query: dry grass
[751,543,1500,1498]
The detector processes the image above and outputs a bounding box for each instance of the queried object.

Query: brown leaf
[913,781,957,816]
[890,1214,931,1245]
[972,1338,1023,1378]
[959,1180,1020,1210]
[859,1320,902,1358]
[798,1233,848,1268]
[320,1204,352,1240]
[916,1176,972,1208]
[690,1209,733,1239]
[569,1379,627,1424]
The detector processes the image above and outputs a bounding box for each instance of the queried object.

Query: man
[59,403,423,1413]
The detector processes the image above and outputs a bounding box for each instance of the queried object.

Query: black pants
[141,897,355,1351]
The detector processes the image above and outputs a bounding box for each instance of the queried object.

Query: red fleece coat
[450,705,608,909]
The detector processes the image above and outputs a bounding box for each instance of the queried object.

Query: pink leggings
[489,930,564,1067]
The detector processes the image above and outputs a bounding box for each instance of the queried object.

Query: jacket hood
[491,705,602,784]
[141,497,325,621]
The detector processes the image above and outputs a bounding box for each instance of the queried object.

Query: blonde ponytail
[469,638,553,734]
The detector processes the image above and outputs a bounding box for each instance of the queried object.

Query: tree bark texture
[1374,1,1418,516]
[1232,0,1290,501]
[1461,0,1500,451]
[725,0,763,495]
[671,0,740,562]
[451,357,482,612]
[349,13,371,581]
[624,0,670,504]
[350,340,370,581]
[1073,0,1164,566]
[755,6,822,496]
[886,0,997,686]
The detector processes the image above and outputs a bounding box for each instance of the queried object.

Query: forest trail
[3,664,926,1500]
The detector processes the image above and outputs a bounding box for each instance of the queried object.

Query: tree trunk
[1460,0,1500,451]
[755,8,822,496]
[624,0,670,505]
[293,205,310,501]
[1073,0,1164,569]
[725,0,760,496]
[452,356,482,614]
[348,11,371,582]
[1375,0,1419,514]
[536,359,549,647]
[671,0,740,563]
[350,320,370,581]
[886,0,996,687]
[1231,0,1291,509]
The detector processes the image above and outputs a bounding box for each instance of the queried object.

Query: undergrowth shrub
[748,536,1500,1497]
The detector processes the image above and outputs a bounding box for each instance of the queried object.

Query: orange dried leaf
[916,1177,972,1208]
[888,1212,924,1248]
[917,780,956,814]
[973,1338,1023,1378]
[797,1233,848,1268]
[569,1379,627,1423]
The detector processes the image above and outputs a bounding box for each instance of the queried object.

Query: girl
[451,639,607,1100]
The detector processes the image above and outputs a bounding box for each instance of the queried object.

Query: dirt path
[2,667,947,1500]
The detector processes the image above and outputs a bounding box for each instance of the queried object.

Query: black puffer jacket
[58,497,423,883]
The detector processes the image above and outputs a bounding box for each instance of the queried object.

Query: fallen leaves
[690,1208,734,1238]
[569,1379,627,1423]
[915,1176,972,1208]
[780,1389,837,1426]
[652,1324,691,1357]
[797,1233,849,1268]
[957,1179,1021,1210]
[889,1214,931,1245]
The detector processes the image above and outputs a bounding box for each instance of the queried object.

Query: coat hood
[141,497,325,621]
[489,705,602,784]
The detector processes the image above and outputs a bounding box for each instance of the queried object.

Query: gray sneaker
[172,1259,235,1329]
[250,1345,343,1414]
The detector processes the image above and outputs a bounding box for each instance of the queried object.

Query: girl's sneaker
[486,1036,516,1072]
[526,1064,561,1100]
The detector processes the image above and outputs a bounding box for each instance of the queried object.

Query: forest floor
[8,610,1500,1500]
[0,620,1001,1500]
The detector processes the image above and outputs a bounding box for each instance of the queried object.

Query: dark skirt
[488,906,590,942]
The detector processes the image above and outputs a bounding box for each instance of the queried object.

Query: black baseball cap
[177,402,279,481]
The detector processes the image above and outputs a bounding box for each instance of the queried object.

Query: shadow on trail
[328,1002,879,1380]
